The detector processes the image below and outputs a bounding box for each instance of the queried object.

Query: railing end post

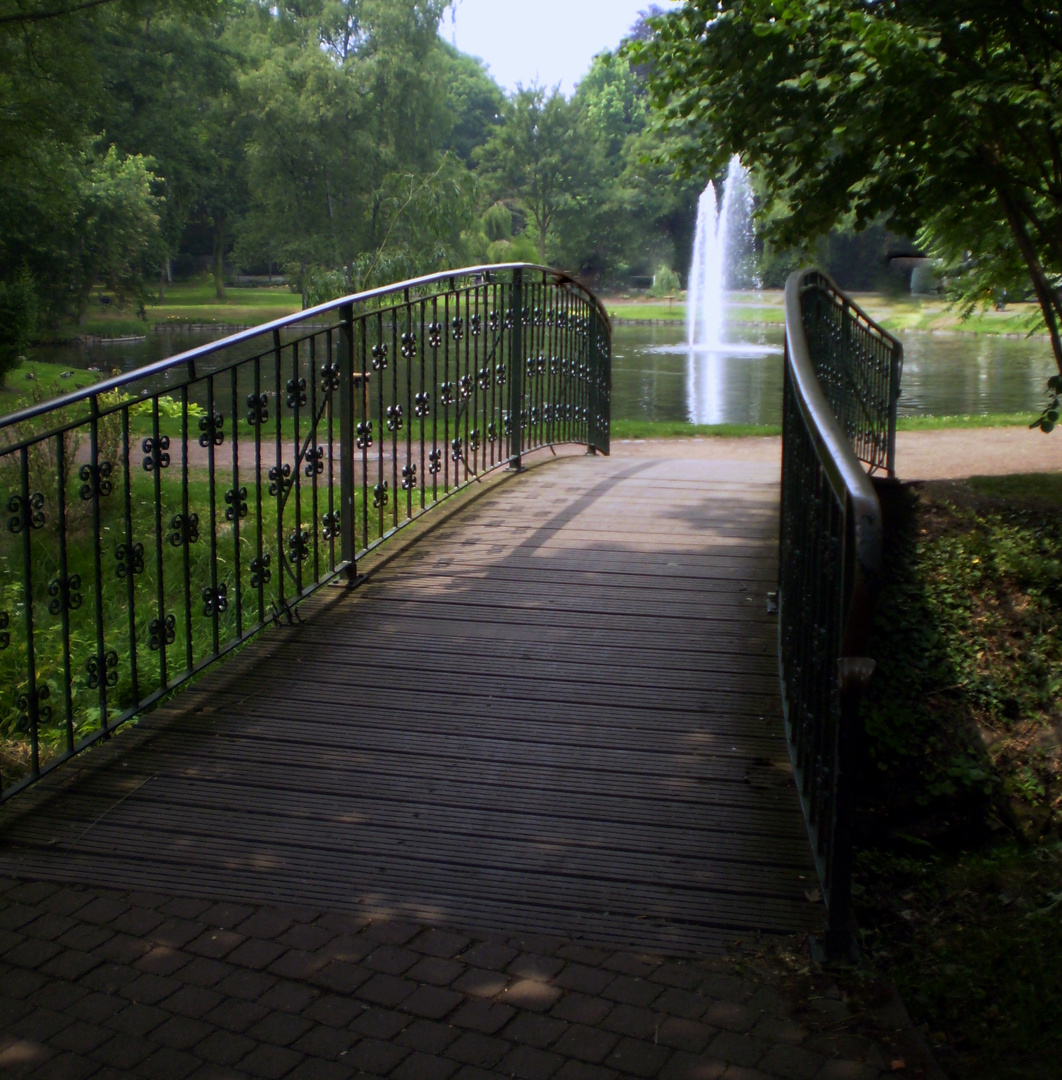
[338,301,357,577]
[809,927,861,967]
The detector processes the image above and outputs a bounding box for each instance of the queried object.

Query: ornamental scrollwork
[142,435,170,472]
[247,392,269,426]
[288,530,309,564]
[305,446,324,477]
[48,574,83,615]
[8,492,45,533]
[17,685,51,730]
[225,486,248,521]
[115,541,145,578]
[149,613,176,651]
[86,650,118,690]
[79,461,113,501]
[202,584,228,617]
[321,511,340,541]
[401,464,417,490]
[198,412,224,449]
[169,512,200,547]
[320,363,341,393]
[250,554,272,588]
[268,462,291,497]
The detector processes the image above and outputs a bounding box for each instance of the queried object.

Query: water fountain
[686,157,756,423]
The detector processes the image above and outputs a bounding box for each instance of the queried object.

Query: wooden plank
[0,453,818,956]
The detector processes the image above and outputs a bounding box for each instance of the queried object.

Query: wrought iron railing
[797,270,902,476]
[778,268,902,960]
[0,264,611,800]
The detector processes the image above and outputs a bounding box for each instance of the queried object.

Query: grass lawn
[67,279,302,338]
[605,290,1049,338]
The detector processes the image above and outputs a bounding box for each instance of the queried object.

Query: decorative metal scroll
[778,268,901,960]
[0,263,611,801]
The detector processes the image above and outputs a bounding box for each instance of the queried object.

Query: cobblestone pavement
[0,876,944,1080]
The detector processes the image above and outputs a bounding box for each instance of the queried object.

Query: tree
[438,42,504,165]
[95,6,249,298]
[475,86,583,262]
[235,0,468,299]
[630,0,1062,382]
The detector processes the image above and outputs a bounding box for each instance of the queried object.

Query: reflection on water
[31,326,238,375]
[611,321,1056,423]
[611,323,785,425]
[29,317,1058,425]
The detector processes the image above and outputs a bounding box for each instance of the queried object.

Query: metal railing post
[508,268,524,471]
[338,301,358,581]
[586,306,600,455]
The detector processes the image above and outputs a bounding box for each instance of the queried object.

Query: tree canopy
[0,0,709,378]
[630,0,1062,379]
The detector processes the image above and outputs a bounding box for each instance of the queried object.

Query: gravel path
[610,426,1062,481]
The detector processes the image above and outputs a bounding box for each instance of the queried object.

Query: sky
[444,0,683,97]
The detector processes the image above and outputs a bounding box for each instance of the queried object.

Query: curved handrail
[784,271,883,655]
[779,268,899,961]
[0,263,611,801]
[792,268,903,477]
[0,263,610,431]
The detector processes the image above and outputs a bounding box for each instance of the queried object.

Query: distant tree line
[0,0,708,365]
[0,0,932,380]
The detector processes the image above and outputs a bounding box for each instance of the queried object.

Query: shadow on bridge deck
[0,445,818,956]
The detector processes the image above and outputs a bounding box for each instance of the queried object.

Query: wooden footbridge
[0,266,901,960]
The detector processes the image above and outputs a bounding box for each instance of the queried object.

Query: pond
[610,321,1057,424]
[29,317,1057,425]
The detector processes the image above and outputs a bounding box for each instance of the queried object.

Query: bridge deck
[0,447,817,955]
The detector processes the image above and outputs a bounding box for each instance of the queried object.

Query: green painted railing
[0,264,611,800]
[778,268,903,961]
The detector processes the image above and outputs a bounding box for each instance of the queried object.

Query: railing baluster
[338,304,356,581]
[54,434,74,752]
[508,269,524,470]
[120,407,140,710]
[0,264,610,800]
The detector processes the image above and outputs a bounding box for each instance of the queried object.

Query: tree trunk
[158,256,171,302]
[212,214,226,300]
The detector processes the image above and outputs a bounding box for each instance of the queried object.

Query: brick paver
[0,876,944,1079]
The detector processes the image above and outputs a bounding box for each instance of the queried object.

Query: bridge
[0,266,909,1077]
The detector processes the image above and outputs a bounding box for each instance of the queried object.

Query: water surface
[30,318,1057,424]
[610,321,1055,423]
